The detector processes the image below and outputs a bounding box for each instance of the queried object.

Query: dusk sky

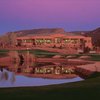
[0,0,100,34]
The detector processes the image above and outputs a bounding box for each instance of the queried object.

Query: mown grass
[0,76,100,100]
[89,54,100,61]
[18,49,61,58]
[66,53,100,61]
[1,49,100,60]
[0,50,9,58]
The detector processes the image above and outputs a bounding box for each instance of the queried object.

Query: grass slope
[0,77,100,100]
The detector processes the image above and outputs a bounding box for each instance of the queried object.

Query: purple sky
[0,0,100,34]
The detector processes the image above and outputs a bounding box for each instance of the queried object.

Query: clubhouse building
[16,33,92,50]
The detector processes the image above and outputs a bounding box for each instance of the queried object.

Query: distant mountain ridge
[7,28,65,37]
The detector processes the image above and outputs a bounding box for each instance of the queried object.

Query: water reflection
[0,69,15,83]
[0,51,85,87]
[0,69,83,88]
[7,62,76,78]
[0,61,84,88]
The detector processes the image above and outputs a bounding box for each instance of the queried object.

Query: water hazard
[0,51,89,88]
[0,60,85,88]
[0,69,83,88]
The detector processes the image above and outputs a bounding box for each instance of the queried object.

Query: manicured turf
[66,54,100,61]
[89,54,100,61]
[0,50,9,57]
[0,76,100,100]
[18,49,61,58]
[1,49,100,60]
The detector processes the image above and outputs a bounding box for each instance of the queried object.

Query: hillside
[71,27,100,47]
[84,27,100,47]
[7,28,65,37]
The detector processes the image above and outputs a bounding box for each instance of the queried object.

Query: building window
[55,38,62,43]
[64,39,70,43]
[23,39,32,43]
[70,39,78,44]
[36,39,45,43]
[63,38,78,44]
[45,39,52,44]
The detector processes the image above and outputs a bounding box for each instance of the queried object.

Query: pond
[0,69,83,88]
[0,50,89,88]
[0,60,84,88]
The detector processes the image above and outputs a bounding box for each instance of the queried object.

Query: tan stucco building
[16,33,92,50]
